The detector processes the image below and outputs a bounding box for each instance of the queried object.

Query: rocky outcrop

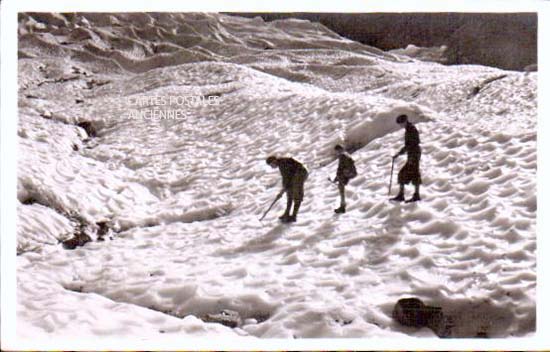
[62,231,91,250]
[393,297,451,337]
[202,309,243,328]
[392,297,522,338]
[232,13,537,71]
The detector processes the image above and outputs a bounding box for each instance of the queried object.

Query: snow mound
[17,202,74,254]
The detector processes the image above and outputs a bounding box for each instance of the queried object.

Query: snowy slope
[16,12,536,342]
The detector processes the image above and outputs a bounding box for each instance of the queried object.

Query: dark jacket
[336,153,356,182]
[277,158,308,190]
[397,122,422,185]
[398,122,421,156]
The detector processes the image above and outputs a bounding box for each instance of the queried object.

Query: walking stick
[259,192,283,221]
[388,156,396,196]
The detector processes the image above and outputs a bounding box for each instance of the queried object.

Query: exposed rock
[62,212,94,249]
[202,309,242,328]
[76,121,97,138]
[393,297,450,337]
[95,220,111,241]
[393,297,430,327]
[62,231,91,250]
[85,79,111,90]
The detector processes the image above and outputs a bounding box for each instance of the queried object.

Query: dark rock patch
[393,297,434,327]
[95,220,113,241]
[62,231,91,250]
[202,309,242,328]
[21,195,38,205]
[77,121,97,138]
[85,79,111,90]
[198,309,270,329]
[62,212,95,250]
[392,297,520,338]
[393,297,452,337]
[37,75,80,87]
[334,318,353,326]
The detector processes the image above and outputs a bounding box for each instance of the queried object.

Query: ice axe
[259,191,283,221]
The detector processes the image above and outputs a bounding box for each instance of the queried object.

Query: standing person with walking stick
[390,114,422,203]
[265,155,309,223]
[329,144,357,214]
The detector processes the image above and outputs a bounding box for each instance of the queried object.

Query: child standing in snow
[391,114,422,203]
[331,144,357,214]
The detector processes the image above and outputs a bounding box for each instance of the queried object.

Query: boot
[406,193,421,203]
[284,215,296,223]
[280,196,293,221]
[279,213,290,221]
[390,194,405,202]
[406,186,421,203]
[334,205,346,214]
[391,185,405,202]
[283,200,301,223]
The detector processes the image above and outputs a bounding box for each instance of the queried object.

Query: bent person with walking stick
[390,114,422,203]
[265,156,309,223]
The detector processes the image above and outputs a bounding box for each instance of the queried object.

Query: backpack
[343,155,357,179]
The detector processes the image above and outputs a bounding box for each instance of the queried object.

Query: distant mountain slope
[230,13,537,71]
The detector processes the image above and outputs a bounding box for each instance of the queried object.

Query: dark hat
[266,155,278,165]
[334,144,344,151]
[396,114,408,124]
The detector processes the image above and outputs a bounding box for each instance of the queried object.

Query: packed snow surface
[16,12,536,342]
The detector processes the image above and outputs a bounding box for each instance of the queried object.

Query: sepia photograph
[1,1,546,350]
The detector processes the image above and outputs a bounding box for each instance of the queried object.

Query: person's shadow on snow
[234,224,289,254]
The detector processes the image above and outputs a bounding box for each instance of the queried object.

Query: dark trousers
[284,168,308,216]
[398,149,422,185]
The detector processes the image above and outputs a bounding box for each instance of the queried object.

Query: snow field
[15,12,536,341]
